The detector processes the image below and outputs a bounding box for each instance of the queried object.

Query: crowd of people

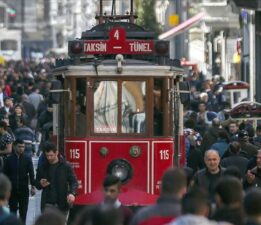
[183,71,261,182]
[0,59,56,224]
[0,59,55,157]
[0,59,261,225]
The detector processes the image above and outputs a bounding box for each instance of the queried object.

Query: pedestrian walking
[244,188,261,225]
[221,141,249,177]
[169,187,225,225]
[0,97,14,118]
[14,118,35,157]
[35,142,78,218]
[28,86,44,111]
[0,173,23,225]
[9,104,29,131]
[212,176,244,225]
[244,150,261,189]
[227,120,239,141]
[3,139,36,223]
[238,130,258,159]
[0,121,13,171]
[130,168,187,225]
[74,205,122,225]
[200,118,224,154]
[193,150,225,201]
[101,175,133,225]
[210,130,230,157]
[33,208,66,225]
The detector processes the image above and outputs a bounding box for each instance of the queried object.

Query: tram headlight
[69,41,84,56]
[107,159,133,184]
[155,41,169,56]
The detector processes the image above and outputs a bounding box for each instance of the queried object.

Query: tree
[135,0,161,34]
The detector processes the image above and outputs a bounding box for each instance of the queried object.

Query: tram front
[50,19,185,208]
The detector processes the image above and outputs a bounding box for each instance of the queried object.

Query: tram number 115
[69,149,80,159]
[160,150,169,160]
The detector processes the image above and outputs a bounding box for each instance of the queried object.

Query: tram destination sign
[84,27,154,55]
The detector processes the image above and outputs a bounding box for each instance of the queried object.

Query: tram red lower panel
[65,138,174,206]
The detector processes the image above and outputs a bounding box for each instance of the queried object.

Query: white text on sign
[70,149,80,159]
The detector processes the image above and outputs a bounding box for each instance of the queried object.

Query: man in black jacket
[35,142,78,218]
[3,139,35,223]
[244,150,261,189]
[221,141,249,177]
[193,150,225,201]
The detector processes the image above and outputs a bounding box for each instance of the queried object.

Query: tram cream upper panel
[53,65,183,77]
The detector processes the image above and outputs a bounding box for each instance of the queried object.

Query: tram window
[94,81,118,133]
[154,79,163,136]
[75,78,86,137]
[233,91,241,104]
[122,81,146,133]
[224,91,231,104]
[234,90,248,103]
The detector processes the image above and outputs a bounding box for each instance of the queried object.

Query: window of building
[1,40,17,51]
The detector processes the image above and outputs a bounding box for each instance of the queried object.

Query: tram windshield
[93,80,146,134]
[61,76,172,138]
[94,81,118,133]
[122,81,146,133]
[223,89,248,108]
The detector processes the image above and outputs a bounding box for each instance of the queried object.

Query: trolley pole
[249,10,256,102]
[99,0,103,24]
[173,78,180,168]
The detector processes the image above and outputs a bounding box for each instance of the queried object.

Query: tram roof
[53,59,184,77]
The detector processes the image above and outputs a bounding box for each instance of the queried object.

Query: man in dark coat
[244,150,261,189]
[3,139,35,223]
[238,130,258,159]
[193,150,225,201]
[35,142,78,217]
[212,176,244,225]
[221,141,249,177]
[130,168,187,225]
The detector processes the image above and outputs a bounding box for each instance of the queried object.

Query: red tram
[50,0,187,207]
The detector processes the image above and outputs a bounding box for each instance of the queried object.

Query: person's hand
[246,170,256,184]
[67,194,75,205]
[31,186,36,196]
[40,179,50,188]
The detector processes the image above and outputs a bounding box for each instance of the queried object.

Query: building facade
[1,0,99,58]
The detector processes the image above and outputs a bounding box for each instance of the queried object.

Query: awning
[234,0,261,10]
[158,12,206,40]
